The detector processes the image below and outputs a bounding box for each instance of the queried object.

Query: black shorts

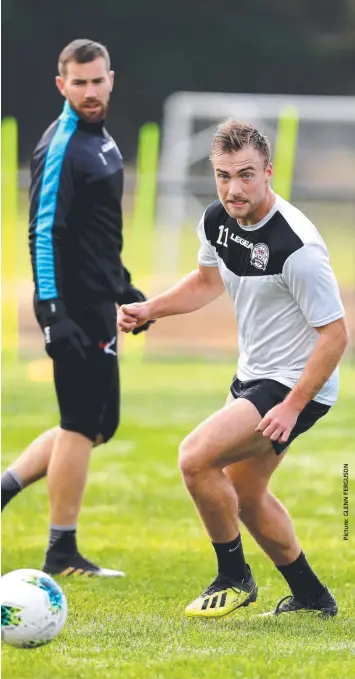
[52,301,119,443]
[230,376,330,455]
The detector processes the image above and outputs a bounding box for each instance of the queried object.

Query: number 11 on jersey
[217,225,229,247]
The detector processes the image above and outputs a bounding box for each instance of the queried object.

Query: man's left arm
[257,242,348,443]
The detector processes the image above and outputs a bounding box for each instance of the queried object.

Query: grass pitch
[1,358,355,678]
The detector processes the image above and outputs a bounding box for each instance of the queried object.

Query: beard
[68,97,109,123]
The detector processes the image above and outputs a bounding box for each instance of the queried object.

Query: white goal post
[155,93,355,275]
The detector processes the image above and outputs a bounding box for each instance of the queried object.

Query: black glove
[118,284,155,335]
[132,319,155,335]
[35,298,91,360]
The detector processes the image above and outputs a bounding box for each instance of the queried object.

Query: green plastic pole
[132,122,160,245]
[273,105,299,201]
[124,122,160,360]
[2,117,18,364]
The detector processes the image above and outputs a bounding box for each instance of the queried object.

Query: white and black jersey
[197,194,345,406]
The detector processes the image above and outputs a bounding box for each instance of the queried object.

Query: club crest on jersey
[250,243,269,271]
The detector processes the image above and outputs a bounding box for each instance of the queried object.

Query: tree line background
[3,0,355,163]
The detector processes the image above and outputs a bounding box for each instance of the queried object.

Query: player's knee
[230,470,268,514]
[178,437,205,483]
[238,489,267,520]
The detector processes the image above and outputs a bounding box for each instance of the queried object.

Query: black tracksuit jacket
[29,100,132,306]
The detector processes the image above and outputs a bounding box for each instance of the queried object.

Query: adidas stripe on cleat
[185,568,258,619]
[42,550,125,578]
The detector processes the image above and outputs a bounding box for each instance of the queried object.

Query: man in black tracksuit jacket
[1,39,151,577]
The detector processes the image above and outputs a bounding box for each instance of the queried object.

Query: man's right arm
[29,139,75,302]
[118,264,225,333]
[29,135,90,359]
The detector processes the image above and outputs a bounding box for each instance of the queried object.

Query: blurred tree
[2,0,355,163]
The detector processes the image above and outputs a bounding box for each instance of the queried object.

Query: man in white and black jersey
[118,119,348,619]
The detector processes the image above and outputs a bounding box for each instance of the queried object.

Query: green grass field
[11,191,355,288]
[2,358,355,679]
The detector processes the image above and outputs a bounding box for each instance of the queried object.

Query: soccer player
[1,39,152,577]
[118,119,348,617]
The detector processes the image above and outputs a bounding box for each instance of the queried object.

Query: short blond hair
[210,119,271,164]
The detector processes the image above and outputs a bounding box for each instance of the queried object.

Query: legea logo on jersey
[250,243,269,271]
[217,226,269,271]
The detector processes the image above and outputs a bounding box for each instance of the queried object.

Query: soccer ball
[1,568,67,648]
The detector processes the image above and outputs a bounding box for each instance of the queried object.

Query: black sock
[212,534,249,582]
[1,469,24,510]
[47,526,77,555]
[276,551,326,604]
